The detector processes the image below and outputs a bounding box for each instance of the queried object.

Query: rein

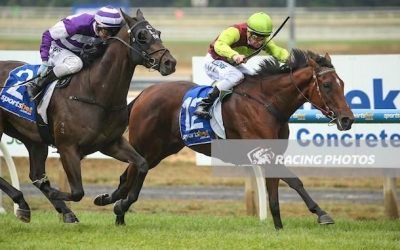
[232,90,288,123]
[288,66,338,124]
[232,65,338,124]
[107,19,169,71]
[71,19,168,111]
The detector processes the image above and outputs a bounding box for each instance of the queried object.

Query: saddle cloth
[0,64,57,124]
[179,85,226,146]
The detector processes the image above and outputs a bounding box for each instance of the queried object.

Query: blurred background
[0,0,399,220]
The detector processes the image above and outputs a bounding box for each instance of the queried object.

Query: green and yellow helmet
[247,12,273,36]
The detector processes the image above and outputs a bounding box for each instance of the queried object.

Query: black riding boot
[27,70,58,100]
[194,86,220,119]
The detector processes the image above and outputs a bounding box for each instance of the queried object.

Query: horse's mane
[254,48,334,78]
[254,48,309,77]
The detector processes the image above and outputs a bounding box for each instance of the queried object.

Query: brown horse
[95,49,354,228]
[0,9,176,223]
[0,177,30,222]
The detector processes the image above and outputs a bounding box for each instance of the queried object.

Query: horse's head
[305,51,354,130]
[118,9,176,76]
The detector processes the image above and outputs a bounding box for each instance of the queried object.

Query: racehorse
[0,177,30,222]
[0,9,176,223]
[95,49,354,229]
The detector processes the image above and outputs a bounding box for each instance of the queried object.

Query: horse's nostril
[341,117,353,128]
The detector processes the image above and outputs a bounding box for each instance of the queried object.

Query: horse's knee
[137,160,149,173]
[70,190,84,202]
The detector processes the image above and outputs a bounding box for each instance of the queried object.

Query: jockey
[27,6,123,100]
[194,12,290,119]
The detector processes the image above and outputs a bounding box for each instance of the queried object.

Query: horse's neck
[273,67,315,117]
[244,67,314,120]
[90,42,134,106]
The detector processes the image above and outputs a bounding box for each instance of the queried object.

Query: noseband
[108,20,169,71]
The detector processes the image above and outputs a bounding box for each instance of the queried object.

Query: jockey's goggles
[248,31,270,41]
[96,24,120,37]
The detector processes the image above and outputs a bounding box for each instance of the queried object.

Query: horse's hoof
[94,193,111,206]
[114,200,126,226]
[115,215,126,226]
[113,200,124,216]
[15,208,31,223]
[63,212,79,223]
[318,214,335,225]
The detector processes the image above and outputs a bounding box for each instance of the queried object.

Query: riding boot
[27,70,58,100]
[194,86,220,119]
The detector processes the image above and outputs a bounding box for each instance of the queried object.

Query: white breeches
[203,53,254,91]
[48,43,83,78]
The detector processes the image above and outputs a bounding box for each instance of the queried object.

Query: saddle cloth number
[182,96,204,131]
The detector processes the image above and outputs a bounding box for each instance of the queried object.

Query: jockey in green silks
[194,12,289,119]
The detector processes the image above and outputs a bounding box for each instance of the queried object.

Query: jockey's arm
[40,17,80,62]
[264,41,290,63]
[213,27,241,60]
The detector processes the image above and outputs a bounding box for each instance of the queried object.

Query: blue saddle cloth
[180,86,216,146]
[0,64,39,122]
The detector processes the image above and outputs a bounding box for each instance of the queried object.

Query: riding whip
[244,16,290,62]
[0,74,40,89]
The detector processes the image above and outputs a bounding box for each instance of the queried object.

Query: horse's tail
[127,91,144,120]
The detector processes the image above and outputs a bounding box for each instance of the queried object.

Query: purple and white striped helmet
[94,6,123,28]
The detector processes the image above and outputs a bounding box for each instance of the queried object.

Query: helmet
[94,6,123,28]
[247,12,272,36]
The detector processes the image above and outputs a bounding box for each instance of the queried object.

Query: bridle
[289,65,338,124]
[107,19,169,71]
[233,63,339,125]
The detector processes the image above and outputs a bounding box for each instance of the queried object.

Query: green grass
[0,211,399,250]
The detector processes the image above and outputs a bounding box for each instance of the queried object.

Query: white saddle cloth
[37,81,57,124]
[209,99,226,139]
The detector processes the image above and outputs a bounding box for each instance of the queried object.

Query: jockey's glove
[38,61,49,78]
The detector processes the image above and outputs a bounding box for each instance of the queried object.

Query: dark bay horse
[0,177,30,222]
[95,49,354,228]
[0,9,176,223]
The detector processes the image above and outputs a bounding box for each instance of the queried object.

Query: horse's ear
[120,8,130,24]
[136,9,144,19]
[324,52,332,62]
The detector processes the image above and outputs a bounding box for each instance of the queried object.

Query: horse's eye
[322,82,331,90]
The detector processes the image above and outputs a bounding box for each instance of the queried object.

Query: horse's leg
[0,177,31,223]
[27,143,79,223]
[94,166,133,206]
[265,178,283,230]
[55,145,85,202]
[98,137,149,225]
[281,177,334,224]
[113,163,147,225]
[278,123,334,225]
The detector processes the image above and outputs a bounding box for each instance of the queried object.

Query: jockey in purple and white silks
[27,6,123,100]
